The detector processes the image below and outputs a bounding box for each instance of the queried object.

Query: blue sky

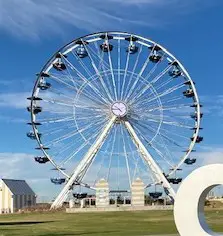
[0,0,223,200]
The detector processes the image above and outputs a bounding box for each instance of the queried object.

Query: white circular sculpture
[174,164,223,236]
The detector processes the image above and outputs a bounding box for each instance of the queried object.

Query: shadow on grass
[39,230,119,236]
[0,221,54,226]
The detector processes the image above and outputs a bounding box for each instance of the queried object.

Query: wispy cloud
[0,152,60,201]
[0,92,29,109]
[0,0,216,40]
[200,95,223,117]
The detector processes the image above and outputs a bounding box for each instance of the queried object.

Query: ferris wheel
[27,32,203,208]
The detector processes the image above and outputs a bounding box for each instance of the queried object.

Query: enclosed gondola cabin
[50,178,66,185]
[73,193,87,199]
[26,132,42,140]
[149,192,163,199]
[167,178,182,184]
[184,158,196,165]
[37,81,51,90]
[76,46,88,58]
[100,43,113,52]
[34,156,49,164]
[126,44,138,54]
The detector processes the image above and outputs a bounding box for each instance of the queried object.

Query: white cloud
[0,152,62,201]
[0,0,215,40]
[0,92,30,109]
[198,148,223,166]
[200,95,223,117]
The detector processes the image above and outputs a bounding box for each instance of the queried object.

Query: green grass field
[0,210,222,236]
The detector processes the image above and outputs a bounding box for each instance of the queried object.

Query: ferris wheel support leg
[51,116,116,209]
[124,121,176,201]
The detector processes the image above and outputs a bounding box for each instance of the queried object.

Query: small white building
[0,179,36,214]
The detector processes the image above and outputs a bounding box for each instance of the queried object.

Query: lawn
[0,210,222,236]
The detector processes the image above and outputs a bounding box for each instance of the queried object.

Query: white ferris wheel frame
[29,31,201,208]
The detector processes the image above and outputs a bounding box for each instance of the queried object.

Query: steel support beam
[124,121,176,201]
[51,116,116,209]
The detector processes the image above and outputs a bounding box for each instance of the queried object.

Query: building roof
[1,179,36,196]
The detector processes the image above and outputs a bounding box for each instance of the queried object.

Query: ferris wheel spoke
[132,120,184,147]
[121,50,130,100]
[60,128,103,166]
[71,50,93,77]
[39,116,74,124]
[124,45,143,101]
[87,42,110,70]
[159,126,191,141]
[132,113,193,129]
[135,82,185,107]
[81,40,114,102]
[49,87,75,101]
[97,54,114,101]
[129,63,173,105]
[62,55,110,104]
[42,122,76,136]
[133,125,174,167]
[50,73,105,106]
[75,114,108,122]
[46,118,106,147]
[150,64,173,85]
[71,46,112,103]
[154,77,174,91]
[143,103,191,113]
[52,139,77,158]
[42,97,106,113]
[144,58,163,81]
[124,120,176,199]
[107,40,118,101]
[92,138,112,186]
[117,38,121,100]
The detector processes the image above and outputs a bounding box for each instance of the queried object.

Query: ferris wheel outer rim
[29,31,201,180]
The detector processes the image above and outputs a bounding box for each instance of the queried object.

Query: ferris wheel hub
[111,101,128,117]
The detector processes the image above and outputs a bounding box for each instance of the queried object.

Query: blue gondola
[149,192,163,199]
[184,158,196,165]
[191,112,203,121]
[169,68,182,78]
[167,178,182,184]
[27,106,42,114]
[76,46,88,58]
[53,61,66,71]
[34,157,49,164]
[149,45,162,63]
[149,53,161,63]
[191,136,203,143]
[38,81,51,90]
[26,132,41,140]
[37,72,50,78]
[126,44,138,54]
[184,80,195,86]
[51,178,66,185]
[100,42,113,52]
[183,89,194,98]
[73,193,87,199]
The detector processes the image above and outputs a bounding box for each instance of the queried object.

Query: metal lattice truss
[27,32,202,208]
